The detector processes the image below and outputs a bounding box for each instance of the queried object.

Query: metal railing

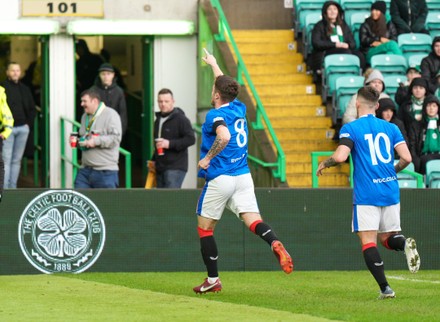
[208,0,286,182]
[311,151,425,188]
[60,117,132,188]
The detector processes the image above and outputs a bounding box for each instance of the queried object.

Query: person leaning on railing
[0,85,14,202]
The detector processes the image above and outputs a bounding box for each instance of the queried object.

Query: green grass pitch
[1,271,439,321]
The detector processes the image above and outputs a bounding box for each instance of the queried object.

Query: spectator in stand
[435,71,440,100]
[377,98,408,144]
[408,95,440,174]
[397,77,430,133]
[421,37,440,93]
[1,62,36,189]
[395,66,421,106]
[99,49,126,90]
[390,0,428,35]
[75,39,104,121]
[91,63,127,136]
[343,69,389,124]
[0,85,14,201]
[310,0,365,81]
[360,1,402,64]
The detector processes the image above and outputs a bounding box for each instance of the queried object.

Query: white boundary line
[388,275,440,284]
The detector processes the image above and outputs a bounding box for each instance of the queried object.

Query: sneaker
[378,286,396,300]
[271,241,293,274]
[193,278,222,294]
[404,238,421,273]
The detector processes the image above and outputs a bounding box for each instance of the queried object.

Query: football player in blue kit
[317,86,421,299]
[193,49,293,294]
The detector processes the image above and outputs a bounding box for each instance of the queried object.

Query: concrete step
[242,53,304,64]
[251,73,312,85]
[256,84,315,95]
[280,139,337,152]
[286,173,351,187]
[247,62,306,74]
[271,116,332,128]
[237,42,298,55]
[258,94,321,105]
[276,128,335,140]
[286,161,350,173]
[233,30,295,42]
[264,105,326,117]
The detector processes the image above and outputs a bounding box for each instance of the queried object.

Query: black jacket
[92,79,127,135]
[421,48,440,91]
[1,79,36,127]
[359,20,398,55]
[153,107,195,172]
[390,0,428,34]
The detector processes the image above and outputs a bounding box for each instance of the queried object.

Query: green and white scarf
[422,117,440,154]
[411,96,424,121]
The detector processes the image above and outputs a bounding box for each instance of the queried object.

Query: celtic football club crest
[18,190,106,274]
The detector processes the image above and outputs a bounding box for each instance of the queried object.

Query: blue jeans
[2,125,30,188]
[74,167,119,188]
[156,169,186,188]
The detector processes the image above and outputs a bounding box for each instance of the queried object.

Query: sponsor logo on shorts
[18,190,106,274]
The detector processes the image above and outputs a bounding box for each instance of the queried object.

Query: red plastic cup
[155,138,164,156]
[70,132,79,148]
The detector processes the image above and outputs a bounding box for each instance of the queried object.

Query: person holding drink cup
[74,89,122,188]
[149,88,195,188]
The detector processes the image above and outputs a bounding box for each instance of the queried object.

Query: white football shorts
[196,173,260,220]
[352,203,401,233]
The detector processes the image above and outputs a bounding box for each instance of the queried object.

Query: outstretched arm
[202,48,223,78]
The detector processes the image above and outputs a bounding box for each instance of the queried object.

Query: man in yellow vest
[0,85,14,202]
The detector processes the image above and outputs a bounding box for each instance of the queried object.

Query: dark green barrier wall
[1,189,438,274]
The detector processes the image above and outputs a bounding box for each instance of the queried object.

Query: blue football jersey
[198,99,250,181]
[339,114,405,206]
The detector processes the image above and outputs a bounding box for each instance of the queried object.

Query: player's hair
[357,86,379,107]
[158,88,173,97]
[214,75,239,102]
[81,88,101,101]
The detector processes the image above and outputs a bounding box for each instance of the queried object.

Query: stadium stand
[384,74,407,103]
[426,11,440,38]
[398,33,432,60]
[407,53,428,70]
[302,12,322,60]
[347,11,370,49]
[332,75,364,124]
[294,0,326,39]
[426,0,440,11]
[322,54,361,102]
[426,160,440,188]
[370,54,408,76]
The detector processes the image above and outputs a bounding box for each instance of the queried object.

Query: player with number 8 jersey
[193,49,293,294]
[198,99,248,181]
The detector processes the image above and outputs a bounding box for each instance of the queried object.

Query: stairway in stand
[232,29,350,187]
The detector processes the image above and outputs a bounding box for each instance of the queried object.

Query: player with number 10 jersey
[198,98,249,181]
[339,115,405,206]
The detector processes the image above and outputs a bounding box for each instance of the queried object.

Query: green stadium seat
[322,54,361,102]
[384,74,407,103]
[294,0,326,38]
[398,33,432,60]
[302,12,322,59]
[370,54,408,76]
[349,11,370,49]
[426,11,440,39]
[340,0,374,11]
[407,53,427,70]
[426,160,440,188]
[426,0,440,11]
[394,162,419,188]
[332,75,364,124]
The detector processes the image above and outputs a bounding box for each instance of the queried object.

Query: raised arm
[202,48,224,78]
